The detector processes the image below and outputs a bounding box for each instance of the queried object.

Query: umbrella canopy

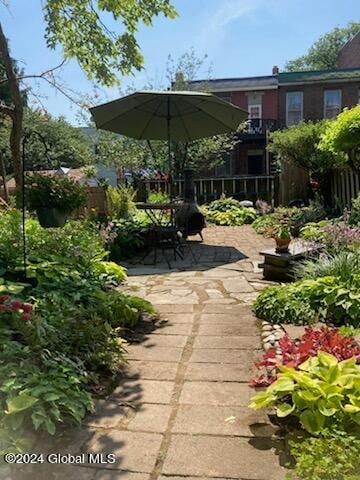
[89,90,248,142]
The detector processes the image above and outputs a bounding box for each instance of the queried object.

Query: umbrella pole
[167,96,173,200]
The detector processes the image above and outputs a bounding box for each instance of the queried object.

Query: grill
[176,169,205,240]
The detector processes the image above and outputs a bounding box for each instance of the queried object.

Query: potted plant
[24,173,86,227]
[267,219,292,253]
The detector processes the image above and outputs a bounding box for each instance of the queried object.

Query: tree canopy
[319,105,360,172]
[44,0,177,86]
[267,121,336,174]
[0,108,94,173]
[0,0,177,185]
[285,22,360,71]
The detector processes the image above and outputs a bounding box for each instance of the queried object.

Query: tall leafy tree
[285,22,360,71]
[319,105,360,172]
[0,0,177,186]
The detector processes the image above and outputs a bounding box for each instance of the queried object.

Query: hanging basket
[36,207,68,228]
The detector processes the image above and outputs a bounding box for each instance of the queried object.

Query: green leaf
[318,351,338,368]
[300,409,326,434]
[6,394,38,414]
[276,403,295,418]
[269,376,295,393]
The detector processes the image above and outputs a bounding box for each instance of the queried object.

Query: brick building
[191,71,278,177]
[190,31,360,180]
[337,31,360,69]
[278,69,360,126]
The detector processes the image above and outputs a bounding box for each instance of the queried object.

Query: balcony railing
[241,118,278,136]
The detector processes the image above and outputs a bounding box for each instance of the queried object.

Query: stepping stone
[189,348,260,364]
[133,334,187,348]
[126,404,172,433]
[202,304,251,314]
[193,335,261,350]
[185,362,256,382]
[96,472,149,480]
[153,304,194,313]
[126,346,183,362]
[111,379,174,405]
[158,313,194,324]
[179,381,253,406]
[199,312,257,324]
[121,361,178,381]
[162,435,286,479]
[172,405,278,437]
[85,400,127,429]
[152,323,193,335]
[89,431,162,472]
[197,322,257,336]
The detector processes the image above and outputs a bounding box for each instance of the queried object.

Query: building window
[248,105,262,133]
[247,150,264,175]
[324,90,341,118]
[286,91,303,126]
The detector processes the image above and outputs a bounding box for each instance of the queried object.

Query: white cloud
[207,0,260,32]
[196,0,263,51]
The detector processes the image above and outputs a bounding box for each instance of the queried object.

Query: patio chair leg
[162,247,172,269]
[199,232,204,241]
[187,241,197,264]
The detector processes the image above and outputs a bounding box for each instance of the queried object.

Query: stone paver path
[10,226,287,480]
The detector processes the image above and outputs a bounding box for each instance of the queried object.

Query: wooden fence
[144,175,275,204]
[330,169,360,209]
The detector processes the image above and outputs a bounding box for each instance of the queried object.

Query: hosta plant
[254,275,360,326]
[251,327,360,386]
[250,352,360,434]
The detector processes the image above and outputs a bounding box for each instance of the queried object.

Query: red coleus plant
[250,326,360,387]
[0,294,33,321]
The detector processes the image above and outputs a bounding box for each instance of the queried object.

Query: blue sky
[2,0,359,124]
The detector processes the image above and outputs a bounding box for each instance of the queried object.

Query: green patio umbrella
[89,90,248,195]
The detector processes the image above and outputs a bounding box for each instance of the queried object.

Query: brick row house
[188,31,360,202]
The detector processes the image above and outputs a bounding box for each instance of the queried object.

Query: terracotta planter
[275,236,291,253]
[36,207,68,228]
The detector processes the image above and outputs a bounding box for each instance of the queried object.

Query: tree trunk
[0,154,9,203]
[0,21,23,187]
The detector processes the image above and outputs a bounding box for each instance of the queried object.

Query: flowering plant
[0,294,33,322]
[250,327,360,387]
[24,173,86,212]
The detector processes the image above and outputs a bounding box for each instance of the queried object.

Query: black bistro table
[136,202,186,268]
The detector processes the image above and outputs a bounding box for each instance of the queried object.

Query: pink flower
[21,313,32,321]
[22,303,33,313]
[11,300,23,310]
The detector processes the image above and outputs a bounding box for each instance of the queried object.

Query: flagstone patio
[9,226,288,480]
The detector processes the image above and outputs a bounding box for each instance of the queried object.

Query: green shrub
[287,429,360,480]
[253,285,316,325]
[0,355,93,436]
[206,196,242,212]
[24,173,86,212]
[296,251,360,282]
[108,218,145,260]
[0,210,107,276]
[250,352,360,434]
[299,220,331,241]
[349,193,360,226]
[107,185,136,219]
[203,205,258,226]
[147,190,170,204]
[93,261,127,286]
[254,276,360,326]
